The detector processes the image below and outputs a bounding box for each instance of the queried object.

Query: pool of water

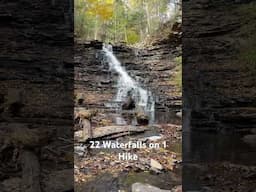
[183,131,256,191]
[183,132,256,165]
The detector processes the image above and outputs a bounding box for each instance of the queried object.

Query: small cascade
[102,43,155,123]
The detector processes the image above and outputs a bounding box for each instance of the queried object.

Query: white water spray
[102,44,155,113]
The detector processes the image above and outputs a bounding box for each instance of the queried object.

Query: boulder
[176,111,182,119]
[132,183,171,192]
[136,112,149,125]
[122,96,135,110]
[171,185,182,192]
[150,159,163,171]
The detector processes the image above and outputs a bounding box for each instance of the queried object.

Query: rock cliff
[183,0,256,133]
[75,21,182,111]
[0,1,74,191]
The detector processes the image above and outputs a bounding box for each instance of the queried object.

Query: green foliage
[127,29,140,44]
[175,56,182,65]
[75,0,180,44]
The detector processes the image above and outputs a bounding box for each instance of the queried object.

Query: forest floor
[74,108,182,192]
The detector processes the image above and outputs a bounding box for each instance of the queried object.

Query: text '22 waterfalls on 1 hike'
[74,0,182,191]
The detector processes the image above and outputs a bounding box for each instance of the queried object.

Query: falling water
[102,43,155,115]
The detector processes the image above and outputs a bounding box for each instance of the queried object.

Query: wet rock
[136,112,149,125]
[78,173,118,192]
[122,95,135,110]
[90,40,103,49]
[132,183,171,192]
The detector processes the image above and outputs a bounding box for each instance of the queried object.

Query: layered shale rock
[183,0,256,133]
[0,0,74,191]
[75,21,182,111]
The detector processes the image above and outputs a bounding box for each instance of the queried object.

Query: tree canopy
[75,0,180,44]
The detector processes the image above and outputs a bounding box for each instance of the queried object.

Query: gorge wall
[183,2,256,190]
[0,1,74,191]
[183,0,256,133]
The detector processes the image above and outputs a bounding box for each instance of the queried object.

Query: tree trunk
[124,26,128,43]
[145,2,151,34]
[114,10,117,43]
[94,16,98,40]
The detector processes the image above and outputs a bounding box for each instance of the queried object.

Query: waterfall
[102,43,155,114]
